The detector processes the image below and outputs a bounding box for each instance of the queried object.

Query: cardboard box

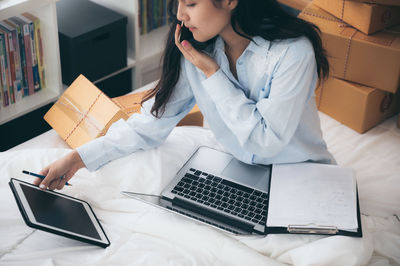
[345,0,400,6]
[315,77,400,133]
[44,75,204,149]
[299,3,400,93]
[44,75,129,148]
[313,0,400,34]
[177,104,203,127]
[112,92,204,127]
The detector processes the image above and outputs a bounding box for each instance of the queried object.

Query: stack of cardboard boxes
[298,0,400,133]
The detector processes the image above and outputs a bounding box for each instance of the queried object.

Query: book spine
[139,0,143,34]
[16,22,28,97]
[2,30,15,104]
[10,26,23,101]
[28,22,40,92]
[7,31,17,103]
[0,34,9,106]
[22,23,34,95]
[35,20,45,89]
[143,0,148,34]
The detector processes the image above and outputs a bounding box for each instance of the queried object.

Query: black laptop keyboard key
[221,179,254,194]
[194,170,202,176]
[172,168,268,226]
[185,173,199,181]
[253,191,262,197]
[213,176,222,182]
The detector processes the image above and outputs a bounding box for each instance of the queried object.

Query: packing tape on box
[56,92,104,142]
[301,4,398,98]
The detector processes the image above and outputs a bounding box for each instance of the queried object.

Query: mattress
[0,112,399,266]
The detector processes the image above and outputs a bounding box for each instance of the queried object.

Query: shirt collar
[213,35,271,57]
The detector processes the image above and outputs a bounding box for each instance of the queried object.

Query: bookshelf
[0,0,62,125]
[90,0,169,90]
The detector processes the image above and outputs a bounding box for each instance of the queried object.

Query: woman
[34,0,335,190]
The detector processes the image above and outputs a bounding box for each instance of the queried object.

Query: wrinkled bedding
[1,113,399,266]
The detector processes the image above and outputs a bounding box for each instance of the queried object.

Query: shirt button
[237,61,242,65]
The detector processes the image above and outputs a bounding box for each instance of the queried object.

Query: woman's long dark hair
[142,0,329,117]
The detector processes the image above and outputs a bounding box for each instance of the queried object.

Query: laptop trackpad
[221,159,270,192]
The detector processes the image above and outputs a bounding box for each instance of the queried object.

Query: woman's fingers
[32,177,42,186]
[48,178,61,191]
[174,23,219,77]
[39,171,58,190]
[56,172,73,190]
[175,24,190,58]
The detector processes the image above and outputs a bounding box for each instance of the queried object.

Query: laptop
[122,146,363,237]
[122,146,271,235]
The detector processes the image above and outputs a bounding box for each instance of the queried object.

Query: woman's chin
[193,34,217,43]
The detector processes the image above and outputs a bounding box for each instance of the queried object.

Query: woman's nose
[176,4,188,22]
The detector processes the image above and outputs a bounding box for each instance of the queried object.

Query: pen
[22,170,71,186]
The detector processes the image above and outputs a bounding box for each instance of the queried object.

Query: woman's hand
[33,150,85,190]
[175,23,219,78]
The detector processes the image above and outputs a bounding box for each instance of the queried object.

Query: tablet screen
[20,183,101,240]
[10,178,110,247]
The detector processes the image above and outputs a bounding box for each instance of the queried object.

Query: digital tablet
[9,178,110,248]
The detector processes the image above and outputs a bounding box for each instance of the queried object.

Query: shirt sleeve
[77,61,195,171]
[202,39,317,158]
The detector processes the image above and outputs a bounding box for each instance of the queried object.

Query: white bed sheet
[1,113,399,266]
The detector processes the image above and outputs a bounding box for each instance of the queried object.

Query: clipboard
[264,163,363,237]
[265,188,362,237]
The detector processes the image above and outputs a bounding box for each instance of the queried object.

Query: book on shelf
[9,16,35,96]
[7,17,29,98]
[22,12,45,90]
[139,0,168,35]
[0,28,14,105]
[0,21,23,102]
[0,33,9,107]
[16,14,41,93]
[0,13,45,107]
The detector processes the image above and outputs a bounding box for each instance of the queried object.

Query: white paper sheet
[267,163,358,231]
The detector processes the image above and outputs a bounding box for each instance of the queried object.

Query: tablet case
[9,178,111,248]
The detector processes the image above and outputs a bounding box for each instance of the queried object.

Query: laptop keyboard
[171,168,268,226]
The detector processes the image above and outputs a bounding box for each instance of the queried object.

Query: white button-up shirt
[77,35,335,171]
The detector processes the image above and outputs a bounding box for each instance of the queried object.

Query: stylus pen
[22,170,71,186]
